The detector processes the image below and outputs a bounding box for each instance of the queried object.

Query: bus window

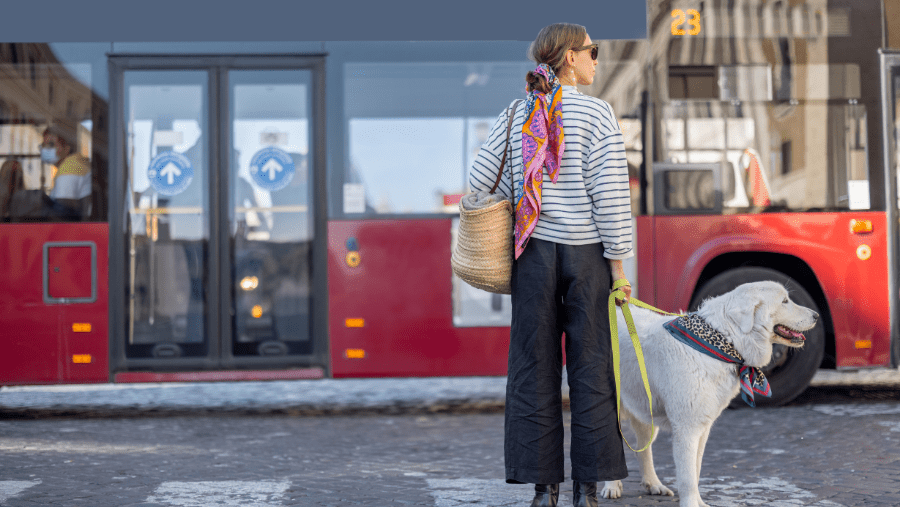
[661,99,868,213]
[0,44,107,223]
[342,61,532,215]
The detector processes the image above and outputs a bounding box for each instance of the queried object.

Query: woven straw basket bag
[451,100,520,295]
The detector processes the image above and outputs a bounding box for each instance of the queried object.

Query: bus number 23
[671,9,701,36]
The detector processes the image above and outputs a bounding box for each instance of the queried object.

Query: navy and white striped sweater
[468,85,634,260]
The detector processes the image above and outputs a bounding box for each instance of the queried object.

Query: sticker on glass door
[249,146,295,192]
[148,151,194,196]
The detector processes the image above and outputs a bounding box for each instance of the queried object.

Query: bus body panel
[649,212,889,368]
[636,216,656,304]
[328,219,509,377]
[0,223,109,385]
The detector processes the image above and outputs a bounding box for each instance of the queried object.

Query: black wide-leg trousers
[504,238,628,485]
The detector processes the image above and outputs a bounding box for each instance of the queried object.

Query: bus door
[109,56,327,374]
[881,49,900,367]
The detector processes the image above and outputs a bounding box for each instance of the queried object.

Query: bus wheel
[689,267,825,407]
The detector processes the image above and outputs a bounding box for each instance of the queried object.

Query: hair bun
[525,70,551,94]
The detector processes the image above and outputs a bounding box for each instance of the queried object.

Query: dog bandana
[515,63,564,259]
[663,314,771,407]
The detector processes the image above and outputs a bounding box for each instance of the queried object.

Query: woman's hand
[613,284,632,306]
[609,259,631,306]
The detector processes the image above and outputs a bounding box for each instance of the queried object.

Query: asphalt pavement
[0,368,899,506]
[0,396,898,506]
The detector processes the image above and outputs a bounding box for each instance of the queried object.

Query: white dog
[601,281,818,507]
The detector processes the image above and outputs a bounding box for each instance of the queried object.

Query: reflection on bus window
[0,44,106,223]
[661,99,868,212]
[343,61,532,215]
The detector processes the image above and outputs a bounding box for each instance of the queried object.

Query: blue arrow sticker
[148,151,194,196]
[249,147,295,192]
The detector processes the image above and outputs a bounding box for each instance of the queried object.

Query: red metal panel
[47,246,93,299]
[0,223,109,385]
[650,212,890,368]
[328,219,510,378]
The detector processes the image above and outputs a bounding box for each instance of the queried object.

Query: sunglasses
[572,43,598,61]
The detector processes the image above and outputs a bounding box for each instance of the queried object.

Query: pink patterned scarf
[515,64,564,259]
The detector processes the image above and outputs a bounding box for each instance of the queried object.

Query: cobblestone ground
[0,395,899,506]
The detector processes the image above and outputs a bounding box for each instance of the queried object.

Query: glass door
[228,70,314,357]
[124,70,211,360]
[111,56,323,370]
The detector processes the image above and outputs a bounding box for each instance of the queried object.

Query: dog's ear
[728,290,765,334]
[737,301,763,334]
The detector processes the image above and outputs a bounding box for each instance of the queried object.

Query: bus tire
[689,266,825,407]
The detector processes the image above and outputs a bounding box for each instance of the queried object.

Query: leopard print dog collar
[664,314,771,407]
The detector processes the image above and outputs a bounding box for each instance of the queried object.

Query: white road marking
[428,476,844,506]
[811,403,900,417]
[427,478,532,507]
[878,421,900,432]
[672,476,845,506]
[146,481,291,507]
[0,438,200,455]
[0,480,41,502]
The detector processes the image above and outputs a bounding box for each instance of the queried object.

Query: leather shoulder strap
[490,99,522,194]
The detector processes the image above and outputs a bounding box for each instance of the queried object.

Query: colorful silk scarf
[663,314,772,407]
[515,63,564,259]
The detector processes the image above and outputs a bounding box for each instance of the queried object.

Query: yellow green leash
[608,278,683,452]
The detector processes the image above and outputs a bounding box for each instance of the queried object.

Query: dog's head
[697,281,819,367]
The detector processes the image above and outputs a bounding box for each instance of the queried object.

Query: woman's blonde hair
[526,23,588,93]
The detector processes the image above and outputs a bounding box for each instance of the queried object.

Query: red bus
[631,0,900,405]
[0,1,898,406]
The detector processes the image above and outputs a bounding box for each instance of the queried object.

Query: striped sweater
[468,85,634,260]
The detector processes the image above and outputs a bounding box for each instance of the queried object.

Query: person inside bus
[41,125,91,219]
[468,23,632,507]
[0,159,25,221]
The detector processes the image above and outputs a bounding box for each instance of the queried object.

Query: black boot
[572,481,598,507]
[530,483,559,507]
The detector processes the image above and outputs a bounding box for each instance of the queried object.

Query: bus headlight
[240,276,259,291]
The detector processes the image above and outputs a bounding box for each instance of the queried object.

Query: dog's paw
[641,479,674,496]
[599,480,622,499]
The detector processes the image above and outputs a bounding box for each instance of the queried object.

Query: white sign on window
[343,184,366,214]
[848,180,870,210]
[153,130,184,147]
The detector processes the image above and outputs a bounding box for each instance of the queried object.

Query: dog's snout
[811,310,819,322]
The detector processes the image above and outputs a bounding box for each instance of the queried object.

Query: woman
[468,23,633,507]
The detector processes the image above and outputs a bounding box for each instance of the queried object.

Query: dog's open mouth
[774,324,805,344]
